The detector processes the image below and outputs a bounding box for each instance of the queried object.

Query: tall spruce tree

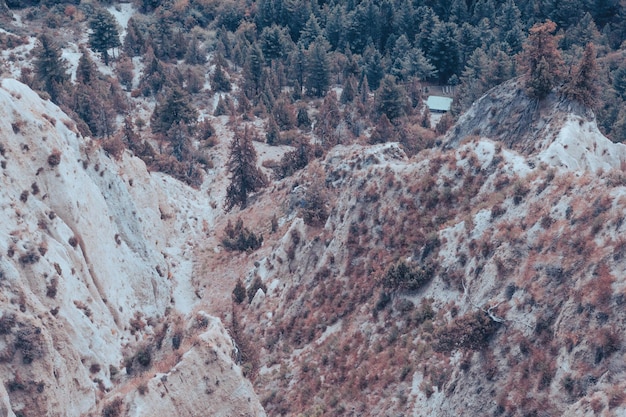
[151,87,198,134]
[427,21,460,83]
[305,37,330,97]
[212,61,232,92]
[243,44,265,100]
[375,75,406,121]
[89,9,121,66]
[562,43,598,107]
[76,48,98,85]
[458,47,490,109]
[562,12,600,50]
[225,126,268,211]
[184,36,207,65]
[123,17,145,57]
[34,33,69,104]
[362,45,384,90]
[299,14,323,49]
[325,4,346,50]
[471,0,496,24]
[496,0,525,53]
[260,24,290,61]
[613,64,626,101]
[314,92,341,148]
[520,20,564,100]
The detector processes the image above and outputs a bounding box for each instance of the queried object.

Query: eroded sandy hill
[0,79,264,417]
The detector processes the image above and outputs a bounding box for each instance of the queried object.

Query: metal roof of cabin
[426,95,453,112]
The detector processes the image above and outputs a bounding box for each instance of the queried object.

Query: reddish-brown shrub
[101,398,123,417]
[434,311,501,352]
[47,149,61,166]
[68,236,78,248]
[102,136,126,159]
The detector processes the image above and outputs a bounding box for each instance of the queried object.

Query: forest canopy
[5,0,626,188]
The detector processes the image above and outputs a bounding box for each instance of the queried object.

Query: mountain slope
[0,79,264,417]
[216,88,626,416]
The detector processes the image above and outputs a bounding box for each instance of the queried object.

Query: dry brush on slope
[216,127,626,416]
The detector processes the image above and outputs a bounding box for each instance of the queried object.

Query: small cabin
[426,95,453,113]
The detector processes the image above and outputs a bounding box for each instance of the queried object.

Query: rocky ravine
[0,78,264,417]
[4,73,626,417]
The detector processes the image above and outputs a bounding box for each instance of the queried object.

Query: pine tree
[613,65,626,101]
[340,75,357,104]
[260,24,290,61]
[520,20,564,100]
[212,62,232,93]
[287,44,307,96]
[562,12,600,50]
[116,55,134,91]
[471,0,495,24]
[296,106,311,129]
[214,95,230,116]
[34,33,69,104]
[375,75,406,121]
[273,134,312,179]
[236,89,253,120]
[525,57,556,100]
[272,96,296,130]
[76,48,98,85]
[427,22,460,84]
[402,48,436,81]
[325,4,346,50]
[300,163,329,227]
[457,22,482,65]
[314,92,341,148]
[299,14,322,49]
[449,0,469,24]
[184,66,204,94]
[416,6,440,56]
[361,45,384,90]
[390,35,412,70]
[496,0,525,53]
[283,0,310,43]
[476,17,496,48]
[265,116,281,145]
[138,48,166,95]
[232,279,246,304]
[612,107,626,142]
[184,36,207,65]
[88,9,121,66]
[225,126,268,211]
[369,114,395,144]
[151,87,198,134]
[123,17,145,57]
[347,0,380,54]
[305,37,330,98]
[121,116,139,148]
[152,17,175,60]
[458,47,490,109]
[486,45,514,86]
[546,0,586,28]
[166,121,193,161]
[562,43,598,107]
[243,44,265,100]
[591,0,620,28]
[358,75,372,108]
[421,106,431,128]
[72,83,99,136]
